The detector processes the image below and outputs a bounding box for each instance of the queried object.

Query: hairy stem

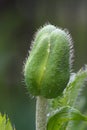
[36,96,47,130]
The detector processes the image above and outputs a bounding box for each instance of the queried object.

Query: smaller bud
[24,24,73,98]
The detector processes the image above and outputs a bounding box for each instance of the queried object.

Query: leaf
[0,113,15,130]
[61,66,87,107]
[66,120,87,130]
[47,106,87,130]
[49,65,87,110]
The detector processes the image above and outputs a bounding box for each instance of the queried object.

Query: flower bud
[24,24,73,98]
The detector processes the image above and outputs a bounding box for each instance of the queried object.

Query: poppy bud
[24,24,73,98]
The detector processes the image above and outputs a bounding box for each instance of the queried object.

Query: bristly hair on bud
[64,28,74,72]
[24,24,74,99]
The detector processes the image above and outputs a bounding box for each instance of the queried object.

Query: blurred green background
[0,0,87,130]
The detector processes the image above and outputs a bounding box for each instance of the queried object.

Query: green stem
[36,96,47,130]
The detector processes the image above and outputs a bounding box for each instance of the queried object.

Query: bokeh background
[0,0,87,130]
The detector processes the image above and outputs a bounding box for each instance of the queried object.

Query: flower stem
[36,96,47,130]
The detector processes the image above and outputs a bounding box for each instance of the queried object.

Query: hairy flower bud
[24,24,73,98]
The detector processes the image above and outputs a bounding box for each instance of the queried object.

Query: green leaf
[61,66,87,107]
[0,113,15,130]
[47,106,87,130]
[66,120,87,130]
[49,66,87,110]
